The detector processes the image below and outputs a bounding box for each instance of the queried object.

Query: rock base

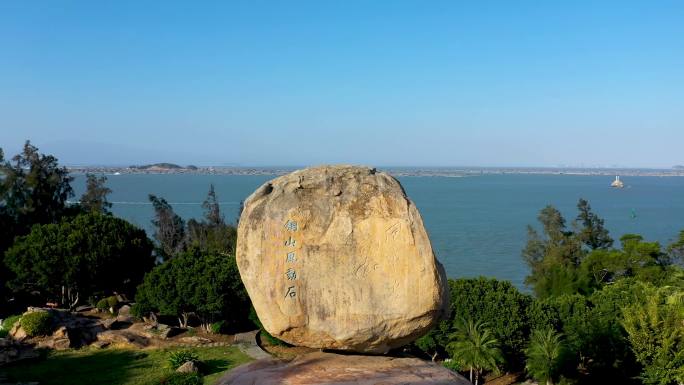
[217,351,470,385]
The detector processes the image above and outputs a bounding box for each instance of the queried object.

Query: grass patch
[2,345,251,385]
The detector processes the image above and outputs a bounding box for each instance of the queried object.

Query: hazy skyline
[1,1,683,168]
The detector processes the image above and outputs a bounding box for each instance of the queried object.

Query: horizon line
[62,164,684,171]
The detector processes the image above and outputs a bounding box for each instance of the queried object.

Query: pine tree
[80,173,112,214]
[149,194,186,259]
[576,198,613,250]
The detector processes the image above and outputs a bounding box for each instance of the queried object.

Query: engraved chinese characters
[236,165,449,353]
[283,219,298,299]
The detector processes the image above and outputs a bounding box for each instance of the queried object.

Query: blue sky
[1,1,682,167]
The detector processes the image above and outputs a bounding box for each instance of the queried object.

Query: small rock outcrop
[217,351,470,385]
[176,361,200,373]
[9,308,105,350]
[237,165,449,353]
[7,308,154,350]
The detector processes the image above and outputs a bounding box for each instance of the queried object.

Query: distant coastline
[67,164,684,178]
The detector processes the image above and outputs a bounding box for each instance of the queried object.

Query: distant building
[611,176,624,188]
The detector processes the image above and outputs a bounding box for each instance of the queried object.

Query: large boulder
[237,165,449,353]
[217,351,469,385]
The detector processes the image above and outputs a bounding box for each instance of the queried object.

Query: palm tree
[525,328,565,385]
[447,318,503,385]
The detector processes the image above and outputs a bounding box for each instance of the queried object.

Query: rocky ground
[1,307,237,367]
[218,351,472,385]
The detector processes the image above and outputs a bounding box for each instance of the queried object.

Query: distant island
[66,165,684,177]
[130,163,183,170]
[125,163,199,172]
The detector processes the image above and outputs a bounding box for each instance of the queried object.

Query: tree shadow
[202,358,233,376]
[3,349,152,385]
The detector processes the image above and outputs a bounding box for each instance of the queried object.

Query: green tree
[447,318,503,385]
[575,198,613,250]
[522,205,585,298]
[667,230,684,265]
[415,320,451,361]
[525,328,566,385]
[0,143,77,312]
[523,201,615,298]
[186,185,237,255]
[80,173,112,214]
[527,284,643,384]
[448,278,532,369]
[580,235,672,290]
[0,147,12,310]
[543,294,591,369]
[0,141,74,230]
[202,184,222,227]
[149,194,186,259]
[586,281,642,379]
[4,213,154,307]
[0,147,6,206]
[528,294,595,379]
[623,285,684,385]
[134,248,250,331]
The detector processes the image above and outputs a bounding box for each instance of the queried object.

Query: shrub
[130,303,148,319]
[96,298,109,311]
[0,314,22,338]
[158,372,203,385]
[95,296,119,313]
[168,350,200,370]
[20,311,53,337]
[107,295,119,308]
[448,278,533,369]
[134,248,251,329]
[210,320,225,334]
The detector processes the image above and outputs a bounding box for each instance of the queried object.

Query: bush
[130,303,147,319]
[0,314,22,338]
[158,372,203,385]
[96,298,109,311]
[95,296,119,313]
[448,277,533,369]
[135,248,251,329]
[107,295,119,308]
[20,311,53,337]
[210,320,225,334]
[168,350,200,370]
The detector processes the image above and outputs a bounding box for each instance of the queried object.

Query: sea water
[71,174,684,289]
